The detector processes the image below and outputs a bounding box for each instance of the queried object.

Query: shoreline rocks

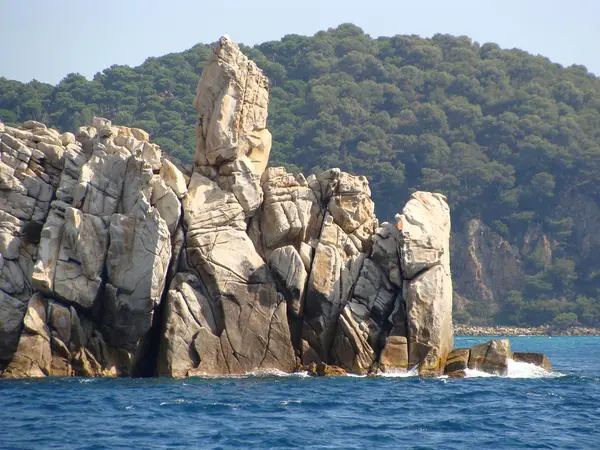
[454,325,600,336]
[0,35,550,379]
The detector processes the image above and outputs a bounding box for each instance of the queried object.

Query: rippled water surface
[2,336,600,449]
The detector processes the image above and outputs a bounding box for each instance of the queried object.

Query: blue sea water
[2,336,600,449]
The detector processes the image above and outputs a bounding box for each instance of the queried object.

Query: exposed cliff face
[451,189,600,324]
[0,36,458,378]
[557,190,600,260]
[452,219,524,320]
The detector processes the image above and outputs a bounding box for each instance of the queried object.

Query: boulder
[304,362,347,377]
[468,339,512,375]
[513,352,552,371]
[444,348,470,375]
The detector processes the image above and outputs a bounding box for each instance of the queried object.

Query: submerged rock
[446,340,552,376]
[303,362,347,377]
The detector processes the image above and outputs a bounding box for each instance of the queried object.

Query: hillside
[2,24,600,327]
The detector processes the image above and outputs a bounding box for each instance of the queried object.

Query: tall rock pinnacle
[0,36,471,379]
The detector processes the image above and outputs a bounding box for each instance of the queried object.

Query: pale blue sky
[3,0,599,84]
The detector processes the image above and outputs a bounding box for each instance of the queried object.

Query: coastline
[454,325,600,337]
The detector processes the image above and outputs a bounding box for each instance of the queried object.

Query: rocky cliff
[0,36,546,379]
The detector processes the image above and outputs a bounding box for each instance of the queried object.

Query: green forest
[2,24,600,328]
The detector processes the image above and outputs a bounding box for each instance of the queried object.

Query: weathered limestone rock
[406,264,453,376]
[3,294,52,378]
[259,167,317,251]
[467,341,490,371]
[157,274,222,377]
[0,291,27,367]
[327,173,377,251]
[101,209,171,356]
[371,222,403,288]
[453,339,551,376]
[315,362,347,376]
[150,175,181,235]
[73,153,128,216]
[483,339,511,375]
[160,159,187,198]
[0,117,183,377]
[303,362,347,377]
[33,203,109,309]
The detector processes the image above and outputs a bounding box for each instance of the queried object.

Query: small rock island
[0,36,550,378]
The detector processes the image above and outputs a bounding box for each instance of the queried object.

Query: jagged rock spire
[0,36,466,379]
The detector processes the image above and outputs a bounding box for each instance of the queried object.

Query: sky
[3,0,599,85]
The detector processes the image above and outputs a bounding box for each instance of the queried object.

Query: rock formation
[0,115,175,377]
[0,35,549,379]
[444,339,552,377]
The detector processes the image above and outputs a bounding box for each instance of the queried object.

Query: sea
[1,336,599,449]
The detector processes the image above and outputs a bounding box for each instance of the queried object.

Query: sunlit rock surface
[0,36,549,378]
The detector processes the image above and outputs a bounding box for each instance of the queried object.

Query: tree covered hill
[2,24,600,327]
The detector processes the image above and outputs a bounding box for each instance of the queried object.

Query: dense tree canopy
[2,24,600,327]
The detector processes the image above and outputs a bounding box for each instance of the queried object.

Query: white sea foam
[463,368,495,378]
[159,398,189,406]
[185,360,561,380]
[279,399,302,406]
[185,368,311,379]
[505,359,561,378]
[463,359,561,379]
[376,366,419,378]
[247,368,311,378]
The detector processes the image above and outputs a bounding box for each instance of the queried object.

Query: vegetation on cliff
[2,24,600,327]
